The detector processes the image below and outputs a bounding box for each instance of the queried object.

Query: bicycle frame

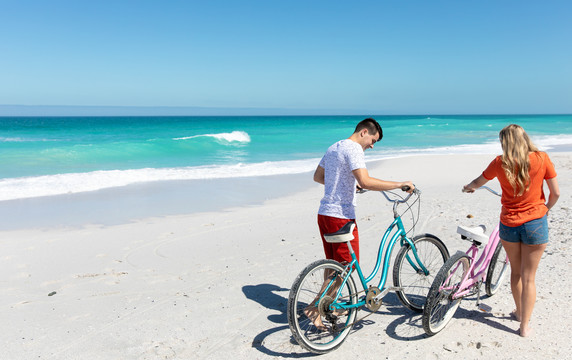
[319,201,428,312]
[287,187,451,353]
[445,224,501,300]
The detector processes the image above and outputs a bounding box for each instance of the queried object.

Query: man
[314,117,414,264]
[304,118,414,331]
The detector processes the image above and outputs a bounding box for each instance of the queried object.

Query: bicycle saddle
[324,221,356,243]
[457,225,489,246]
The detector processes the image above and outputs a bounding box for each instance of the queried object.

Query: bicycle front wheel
[423,251,470,336]
[393,233,449,312]
[287,259,358,354]
[485,241,509,296]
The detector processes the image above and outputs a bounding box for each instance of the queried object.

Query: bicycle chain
[327,306,377,334]
[324,287,383,333]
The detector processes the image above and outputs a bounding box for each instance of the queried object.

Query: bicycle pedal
[477,303,492,312]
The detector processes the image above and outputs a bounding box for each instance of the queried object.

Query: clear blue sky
[1,0,571,115]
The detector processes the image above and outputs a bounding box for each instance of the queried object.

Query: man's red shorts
[318,214,359,264]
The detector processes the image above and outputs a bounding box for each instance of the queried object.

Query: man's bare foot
[510,310,521,322]
[520,325,533,337]
[333,308,349,317]
[304,306,327,331]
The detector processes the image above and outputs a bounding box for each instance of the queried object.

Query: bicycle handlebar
[478,186,501,197]
[358,185,420,223]
[463,185,501,197]
[357,185,419,204]
[382,187,419,203]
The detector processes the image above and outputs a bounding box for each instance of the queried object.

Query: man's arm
[314,165,325,185]
[352,168,414,192]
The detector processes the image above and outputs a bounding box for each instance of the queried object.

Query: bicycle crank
[331,287,398,332]
[318,286,402,333]
[366,287,382,312]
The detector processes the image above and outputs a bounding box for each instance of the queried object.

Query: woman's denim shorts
[499,215,549,245]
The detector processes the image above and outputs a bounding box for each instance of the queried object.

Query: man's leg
[305,215,356,330]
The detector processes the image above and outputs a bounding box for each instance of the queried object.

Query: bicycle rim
[424,253,470,335]
[486,242,510,296]
[393,234,449,312]
[287,260,358,354]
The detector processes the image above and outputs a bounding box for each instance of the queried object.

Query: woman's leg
[519,243,547,337]
[501,240,523,321]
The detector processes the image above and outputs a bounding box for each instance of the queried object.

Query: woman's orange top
[483,152,557,227]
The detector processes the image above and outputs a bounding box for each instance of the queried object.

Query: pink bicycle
[422,186,510,336]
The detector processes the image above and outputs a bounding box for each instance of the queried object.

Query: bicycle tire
[423,251,471,336]
[287,259,358,354]
[485,241,510,296]
[393,233,449,312]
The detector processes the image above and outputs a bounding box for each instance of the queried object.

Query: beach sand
[2,153,571,359]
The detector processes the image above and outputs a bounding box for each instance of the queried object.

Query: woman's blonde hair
[499,124,539,196]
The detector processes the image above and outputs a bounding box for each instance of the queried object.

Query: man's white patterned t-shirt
[318,139,366,219]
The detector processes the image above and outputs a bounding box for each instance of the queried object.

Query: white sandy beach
[2,153,571,359]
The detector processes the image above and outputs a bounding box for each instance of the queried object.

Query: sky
[1,0,571,115]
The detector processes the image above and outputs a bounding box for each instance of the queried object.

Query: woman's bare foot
[520,325,533,337]
[510,309,521,322]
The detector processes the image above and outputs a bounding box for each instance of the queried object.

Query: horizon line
[0,105,570,117]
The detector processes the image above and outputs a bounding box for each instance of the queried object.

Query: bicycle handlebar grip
[401,185,411,192]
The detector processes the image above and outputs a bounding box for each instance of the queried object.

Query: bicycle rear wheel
[485,241,509,296]
[287,259,358,354]
[423,251,470,336]
[393,234,449,312]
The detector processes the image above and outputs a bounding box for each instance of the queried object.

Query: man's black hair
[354,118,383,140]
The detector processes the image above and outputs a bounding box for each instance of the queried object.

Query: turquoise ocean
[1,114,571,202]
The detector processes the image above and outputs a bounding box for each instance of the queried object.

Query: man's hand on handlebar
[355,182,415,194]
[401,182,415,194]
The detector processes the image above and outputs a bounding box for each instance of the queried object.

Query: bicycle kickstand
[475,282,492,313]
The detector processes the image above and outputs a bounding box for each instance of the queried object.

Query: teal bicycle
[287,187,450,354]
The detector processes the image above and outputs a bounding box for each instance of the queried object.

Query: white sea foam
[533,134,572,149]
[365,135,572,163]
[0,137,54,142]
[0,137,25,142]
[0,158,318,201]
[1,134,570,202]
[173,131,251,143]
[367,141,502,162]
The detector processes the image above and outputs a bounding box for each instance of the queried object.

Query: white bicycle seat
[457,225,489,245]
[324,222,356,243]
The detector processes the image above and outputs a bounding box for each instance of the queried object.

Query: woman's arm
[545,177,560,211]
[463,174,489,193]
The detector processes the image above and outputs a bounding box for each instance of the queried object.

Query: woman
[463,124,560,337]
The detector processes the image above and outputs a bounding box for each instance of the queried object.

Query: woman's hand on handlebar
[462,184,475,193]
[463,175,488,194]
